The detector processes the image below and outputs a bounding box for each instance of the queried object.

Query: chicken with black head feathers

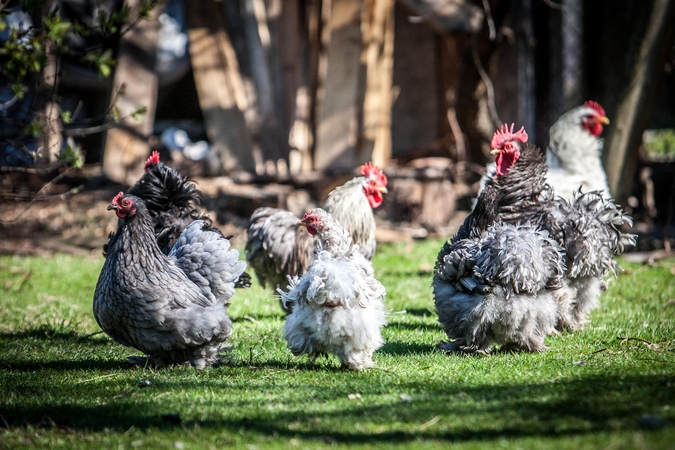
[94,192,247,368]
[484,124,636,331]
[103,151,251,288]
[434,186,566,354]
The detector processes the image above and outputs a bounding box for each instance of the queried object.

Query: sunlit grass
[1,241,674,449]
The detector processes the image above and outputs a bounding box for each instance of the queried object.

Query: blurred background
[1,0,674,253]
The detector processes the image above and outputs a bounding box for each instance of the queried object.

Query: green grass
[1,241,674,449]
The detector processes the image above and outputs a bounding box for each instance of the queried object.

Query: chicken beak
[297,221,307,228]
[599,116,610,125]
[378,187,388,194]
[107,203,118,211]
[490,149,500,155]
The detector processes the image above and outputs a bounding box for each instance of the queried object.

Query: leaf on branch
[131,106,147,124]
[59,141,85,170]
[111,107,121,123]
[60,110,72,124]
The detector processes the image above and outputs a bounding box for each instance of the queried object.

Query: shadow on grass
[379,341,438,356]
[0,358,130,372]
[222,354,359,373]
[399,308,436,318]
[2,374,672,443]
[0,327,110,346]
[384,321,440,334]
[230,313,285,323]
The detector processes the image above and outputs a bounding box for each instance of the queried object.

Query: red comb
[359,162,388,186]
[145,151,160,171]
[491,124,528,149]
[584,100,606,117]
[112,191,124,206]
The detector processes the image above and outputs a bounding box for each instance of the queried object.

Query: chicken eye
[504,143,512,151]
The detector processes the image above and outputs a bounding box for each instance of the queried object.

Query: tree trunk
[603,0,675,203]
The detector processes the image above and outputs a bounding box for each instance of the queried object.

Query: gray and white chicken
[546,101,611,200]
[485,124,636,331]
[279,208,387,370]
[246,162,388,312]
[94,192,247,368]
[433,186,565,353]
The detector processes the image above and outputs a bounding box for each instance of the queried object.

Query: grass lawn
[1,239,674,449]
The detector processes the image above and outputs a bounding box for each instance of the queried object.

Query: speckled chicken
[245,162,387,311]
[484,124,636,331]
[433,186,565,353]
[94,192,247,368]
[279,208,387,370]
[104,151,251,287]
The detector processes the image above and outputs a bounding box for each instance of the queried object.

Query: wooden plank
[284,0,315,173]
[363,0,395,168]
[302,0,324,172]
[185,0,256,173]
[314,0,365,169]
[391,4,439,157]
[240,0,286,168]
[102,1,160,185]
[314,0,366,171]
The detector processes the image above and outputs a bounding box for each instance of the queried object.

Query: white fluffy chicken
[433,186,565,354]
[246,162,387,312]
[546,101,611,200]
[279,208,387,370]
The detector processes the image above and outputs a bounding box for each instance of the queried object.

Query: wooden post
[313,0,366,171]
[102,1,160,185]
[284,0,315,173]
[603,0,675,203]
[185,0,256,173]
[241,0,286,168]
[363,0,395,169]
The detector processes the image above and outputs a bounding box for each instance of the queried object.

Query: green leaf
[98,63,111,77]
[111,106,120,123]
[131,106,147,124]
[59,142,85,169]
[60,111,72,124]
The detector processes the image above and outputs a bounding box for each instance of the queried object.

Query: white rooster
[546,100,611,200]
[278,208,387,370]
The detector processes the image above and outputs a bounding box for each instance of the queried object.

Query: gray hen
[434,187,565,353]
[94,192,247,368]
[245,162,388,312]
[485,124,636,331]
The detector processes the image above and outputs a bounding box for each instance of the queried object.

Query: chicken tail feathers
[563,190,637,278]
[170,221,247,305]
